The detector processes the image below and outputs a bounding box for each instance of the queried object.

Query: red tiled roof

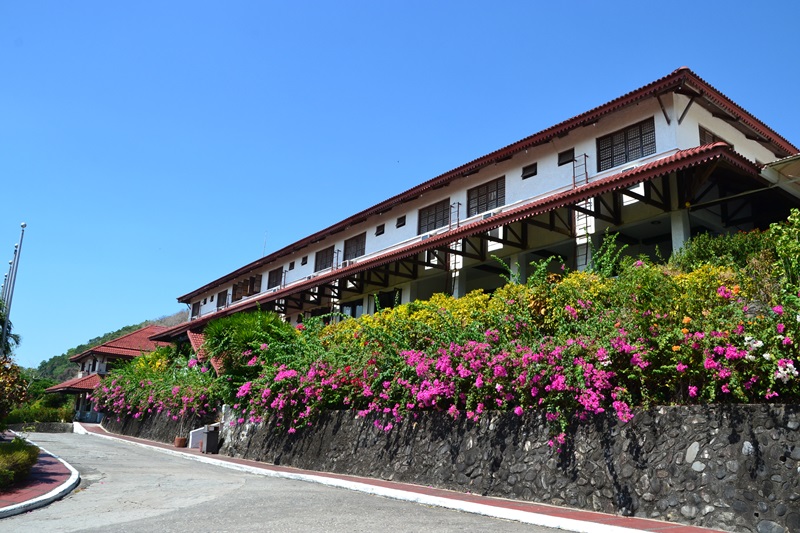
[69,325,171,362]
[154,143,759,342]
[186,330,223,374]
[187,330,206,358]
[175,67,798,305]
[45,373,101,393]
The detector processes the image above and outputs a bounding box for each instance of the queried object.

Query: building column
[510,253,528,284]
[671,210,692,252]
[450,268,467,298]
[669,171,691,252]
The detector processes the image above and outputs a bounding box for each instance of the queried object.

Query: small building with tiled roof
[47,325,169,422]
[152,67,800,346]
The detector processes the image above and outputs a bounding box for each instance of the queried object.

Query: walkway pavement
[0,431,80,518]
[2,424,728,532]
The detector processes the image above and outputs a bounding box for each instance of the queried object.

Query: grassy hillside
[35,310,188,381]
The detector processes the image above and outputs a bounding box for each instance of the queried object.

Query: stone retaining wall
[218,404,799,533]
[102,412,215,445]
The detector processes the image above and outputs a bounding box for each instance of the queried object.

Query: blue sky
[1,2,798,370]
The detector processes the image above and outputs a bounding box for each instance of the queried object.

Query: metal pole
[2,256,12,303]
[1,223,26,356]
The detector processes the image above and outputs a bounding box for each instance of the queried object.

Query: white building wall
[674,93,777,164]
[186,93,782,314]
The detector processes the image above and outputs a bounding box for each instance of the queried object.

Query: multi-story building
[153,67,800,346]
[46,325,168,422]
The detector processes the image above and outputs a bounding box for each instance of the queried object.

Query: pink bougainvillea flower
[612,400,633,423]
[236,382,252,398]
[765,389,779,399]
[688,386,698,398]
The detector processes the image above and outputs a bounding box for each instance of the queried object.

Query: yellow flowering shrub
[134,348,170,373]
[673,265,736,319]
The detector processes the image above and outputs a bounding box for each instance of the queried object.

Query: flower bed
[93,210,800,446]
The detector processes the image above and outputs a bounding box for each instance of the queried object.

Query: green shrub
[0,437,40,490]
[769,207,800,295]
[669,230,773,272]
[202,308,298,376]
[4,404,74,424]
[91,346,223,421]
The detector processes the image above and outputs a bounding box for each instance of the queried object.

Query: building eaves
[175,68,796,304]
[154,143,755,342]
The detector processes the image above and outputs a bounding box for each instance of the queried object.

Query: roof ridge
[103,324,168,347]
[70,324,170,361]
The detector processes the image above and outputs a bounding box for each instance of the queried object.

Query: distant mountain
[36,310,188,382]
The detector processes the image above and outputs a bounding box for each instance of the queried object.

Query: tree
[0,301,26,421]
[0,301,20,358]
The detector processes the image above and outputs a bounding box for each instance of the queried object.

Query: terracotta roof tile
[186,330,223,374]
[45,373,101,393]
[69,325,171,362]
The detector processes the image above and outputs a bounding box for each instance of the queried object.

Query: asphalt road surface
[5,432,567,533]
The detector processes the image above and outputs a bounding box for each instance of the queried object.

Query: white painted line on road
[0,433,81,519]
[79,427,650,533]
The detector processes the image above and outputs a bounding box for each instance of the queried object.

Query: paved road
[6,432,563,533]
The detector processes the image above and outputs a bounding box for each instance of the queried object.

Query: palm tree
[0,300,19,357]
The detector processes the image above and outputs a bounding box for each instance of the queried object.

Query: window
[699,126,732,149]
[232,275,262,301]
[267,267,283,289]
[521,163,538,179]
[396,215,406,228]
[232,281,243,302]
[597,117,656,172]
[191,301,201,318]
[341,300,364,319]
[246,275,262,296]
[467,176,505,217]
[288,261,295,271]
[315,246,334,271]
[418,198,450,234]
[558,149,575,166]
[216,289,228,309]
[375,224,385,236]
[344,232,366,261]
[376,289,402,310]
[301,256,308,266]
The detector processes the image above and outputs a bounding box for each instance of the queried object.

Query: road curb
[78,425,651,533]
[0,434,81,519]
